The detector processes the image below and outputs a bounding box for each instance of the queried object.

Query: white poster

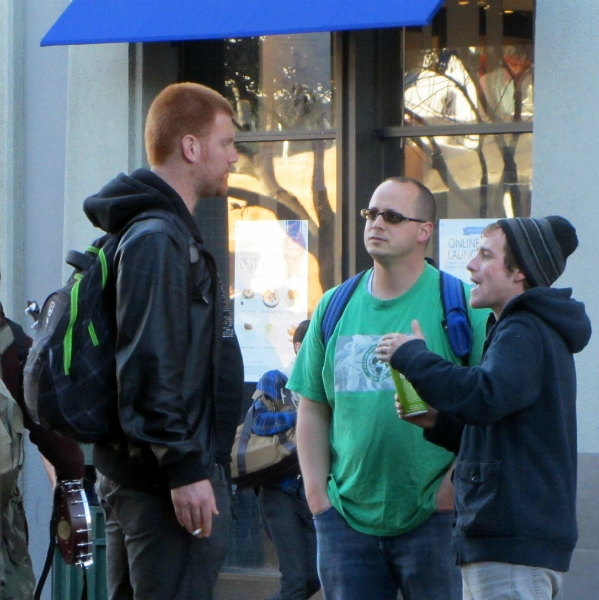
[234,220,309,382]
[438,219,496,282]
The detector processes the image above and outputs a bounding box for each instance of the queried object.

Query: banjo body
[54,480,94,568]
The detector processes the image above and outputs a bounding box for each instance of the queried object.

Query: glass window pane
[403,45,533,126]
[222,488,278,572]
[404,133,532,217]
[221,34,334,133]
[184,35,337,573]
[399,132,532,259]
[227,139,337,379]
[401,1,534,127]
[183,31,337,372]
[229,137,337,308]
[221,138,336,572]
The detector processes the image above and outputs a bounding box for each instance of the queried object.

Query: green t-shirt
[288,263,489,536]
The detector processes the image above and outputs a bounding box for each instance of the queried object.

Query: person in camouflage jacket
[1,299,85,599]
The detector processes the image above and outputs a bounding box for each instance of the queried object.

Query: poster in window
[438,219,496,283]
[234,220,309,381]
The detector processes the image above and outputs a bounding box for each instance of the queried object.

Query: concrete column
[0,0,25,318]
[62,43,131,279]
[534,3,599,598]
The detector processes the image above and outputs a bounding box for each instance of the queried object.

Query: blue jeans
[462,562,563,600]
[313,506,461,600]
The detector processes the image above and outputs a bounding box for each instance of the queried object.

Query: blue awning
[41,0,444,47]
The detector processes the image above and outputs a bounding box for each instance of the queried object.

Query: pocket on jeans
[454,460,500,533]
[312,505,335,518]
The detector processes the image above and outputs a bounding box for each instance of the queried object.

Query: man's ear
[513,269,527,284]
[417,222,434,244]
[181,135,201,164]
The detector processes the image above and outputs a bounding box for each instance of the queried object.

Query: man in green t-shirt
[287,177,489,600]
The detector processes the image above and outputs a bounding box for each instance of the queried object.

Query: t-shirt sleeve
[286,290,334,403]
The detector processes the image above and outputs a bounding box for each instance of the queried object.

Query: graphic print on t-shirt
[334,334,395,392]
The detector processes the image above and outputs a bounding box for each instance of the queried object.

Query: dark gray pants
[96,466,230,600]
[259,485,320,600]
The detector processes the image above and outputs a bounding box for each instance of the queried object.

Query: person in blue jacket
[252,320,320,600]
[376,216,592,600]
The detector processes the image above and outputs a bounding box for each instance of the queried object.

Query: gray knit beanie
[497,216,578,287]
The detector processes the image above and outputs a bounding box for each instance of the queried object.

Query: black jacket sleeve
[423,411,464,454]
[390,315,543,426]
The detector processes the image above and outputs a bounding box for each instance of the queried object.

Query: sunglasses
[360,208,426,225]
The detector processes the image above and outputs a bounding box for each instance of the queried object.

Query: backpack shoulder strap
[439,270,473,365]
[0,322,14,356]
[320,271,366,347]
[122,210,203,268]
[128,209,196,245]
[0,319,29,364]
[6,320,29,364]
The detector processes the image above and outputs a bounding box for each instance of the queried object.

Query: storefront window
[220,35,334,133]
[405,132,532,216]
[379,0,534,265]
[183,1,535,584]
[228,137,337,300]
[403,45,533,127]
[183,33,336,581]
[403,132,532,260]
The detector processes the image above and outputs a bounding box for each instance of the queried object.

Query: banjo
[34,479,93,600]
[54,479,94,568]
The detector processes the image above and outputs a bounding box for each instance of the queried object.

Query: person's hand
[376,320,425,363]
[171,479,219,538]
[395,394,439,429]
[307,492,332,516]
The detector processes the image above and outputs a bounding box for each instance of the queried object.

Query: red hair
[145,82,234,166]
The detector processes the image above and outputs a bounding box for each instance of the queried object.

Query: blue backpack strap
[439,270,473,365]
[321,271,366,346]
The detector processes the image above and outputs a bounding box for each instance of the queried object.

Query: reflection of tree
[404,46,533,217]
[228,138,333,292]
[311,140,334,289]
[405,107,474,210]
[223,37,335,292]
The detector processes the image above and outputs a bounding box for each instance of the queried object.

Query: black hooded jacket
[390,287,592,572]
[84,168,244,493]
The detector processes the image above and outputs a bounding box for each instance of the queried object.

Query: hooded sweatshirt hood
[501,286,591,354]
[83,168,203,242]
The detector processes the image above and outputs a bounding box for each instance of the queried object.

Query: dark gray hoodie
[391,286,592,572]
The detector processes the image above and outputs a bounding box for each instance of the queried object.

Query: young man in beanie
[376,216,592,600]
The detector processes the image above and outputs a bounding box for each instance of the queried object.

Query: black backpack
[23,210,195,443]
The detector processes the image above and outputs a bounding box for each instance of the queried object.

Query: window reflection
[222,34,334,133]
[401,1,535,127]
[402,132,532,259]
[228,139,337,313]
[403,45,533,126]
